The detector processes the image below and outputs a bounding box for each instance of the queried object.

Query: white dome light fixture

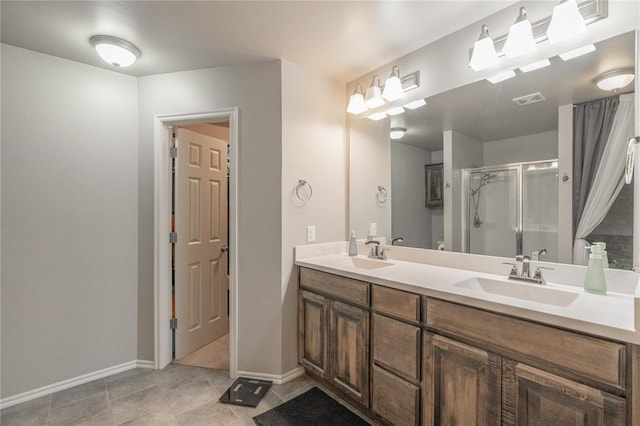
[594,69,635,92]
[90,35,141,67]
[390,128,407,140]
[469,25,499,71]
[503,7,536,59]
[547,0,586,44]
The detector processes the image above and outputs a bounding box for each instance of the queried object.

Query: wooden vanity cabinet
[298,268,370,407]
[371,286,422,426]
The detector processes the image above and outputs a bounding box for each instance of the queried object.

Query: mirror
[349,31,635,266]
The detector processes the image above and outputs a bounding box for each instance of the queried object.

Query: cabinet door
[330,300,370,406]
[423,333,501,425]
[502,359,626,426]
[372,365,419,426]
[298,290,329,378]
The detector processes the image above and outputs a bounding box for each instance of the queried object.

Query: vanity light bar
[559,44,596,60]
[403,99,427,109]
[487,69,516,84]
[519,59,551,73]
[386,106,405,116]
[367,112,388,121]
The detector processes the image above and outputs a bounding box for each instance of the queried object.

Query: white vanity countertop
[295,248,640,345]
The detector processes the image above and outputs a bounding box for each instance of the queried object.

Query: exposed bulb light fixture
[559,44,595,60]
[487,70,516,84]
[594,69,635,92]
[503,7,536,59]
[90,35,140,67]
[382,66,405,101]
[469,25,499,71]
[367,112,388,121]
[519,59,551,73]
[390,128,407,140]
[364,76,385,108]
[547,0,586,44]
[403,99,426,109]
[347,83,368,115]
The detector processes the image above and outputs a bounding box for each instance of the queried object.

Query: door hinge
[170,317,178,330]
[169,146,178,158]
[169,232,178,244]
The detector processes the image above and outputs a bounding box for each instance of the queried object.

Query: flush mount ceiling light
[390,128,407,140]
[594,69,635,91]
[503,7,536,59]
[90,35,140,67]
[364,76,385,109]
[547,0,586,44]
[347,83,367,115]
[382,66,405,101]
[469,25,499,71]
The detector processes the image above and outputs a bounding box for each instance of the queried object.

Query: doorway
[153,109,239,378]
[172,123,230,369]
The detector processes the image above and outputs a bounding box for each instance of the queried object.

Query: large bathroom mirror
[349,30,636,267]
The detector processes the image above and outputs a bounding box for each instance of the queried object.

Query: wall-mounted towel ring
[296,180,313,202]
[376,186,388,204]
[625,136,639,184]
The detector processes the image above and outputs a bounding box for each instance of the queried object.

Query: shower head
[470,180,490,196]
[482,172,498,181]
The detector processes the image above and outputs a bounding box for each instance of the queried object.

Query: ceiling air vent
[512,92,546,106]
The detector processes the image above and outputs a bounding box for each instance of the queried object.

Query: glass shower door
[467,167,519,258]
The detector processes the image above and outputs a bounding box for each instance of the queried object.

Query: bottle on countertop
[584,244,607,294]
[594,242,609,269]
[348,230,358,257]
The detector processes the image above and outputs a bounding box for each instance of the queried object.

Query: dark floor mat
[252,387,369,425]
[219,377,272,407]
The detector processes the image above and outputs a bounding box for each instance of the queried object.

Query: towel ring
[376,186,388,204]
[296,180,313,202]
[625,136,639,184]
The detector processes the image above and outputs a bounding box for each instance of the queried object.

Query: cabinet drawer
[373,313,420,383]
[372,285,420,323]
[300,268,369,307]
[426,299,626,390]
[372,365,419,426]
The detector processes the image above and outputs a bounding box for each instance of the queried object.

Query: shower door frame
[463,161,560,257]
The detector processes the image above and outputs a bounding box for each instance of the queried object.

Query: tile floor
[0,364,317,426]
[174,334,230,371]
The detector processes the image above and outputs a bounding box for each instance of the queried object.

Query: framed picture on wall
[425,163,444,208]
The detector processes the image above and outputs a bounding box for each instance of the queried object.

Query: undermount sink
[455,277,579,307]
[348,257,394,270]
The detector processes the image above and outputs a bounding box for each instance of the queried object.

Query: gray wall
[483,130,558,166]
[1,45,139,398]
[391,142,432,249]
[137,61,285,374]
[280,60,346,372]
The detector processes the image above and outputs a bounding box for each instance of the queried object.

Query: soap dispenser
[594,242,609,269]
[348,230,358,257]
[584,244,607,294]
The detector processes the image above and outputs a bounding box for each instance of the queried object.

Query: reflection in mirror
[350,31,635,266]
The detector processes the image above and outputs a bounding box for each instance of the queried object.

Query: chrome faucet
[503,254,549,285]
[391,237,404,246]
[365,240,388,260]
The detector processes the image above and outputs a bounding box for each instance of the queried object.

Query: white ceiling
[0,1,517,82]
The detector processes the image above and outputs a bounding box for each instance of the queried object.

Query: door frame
[153,109,238,378]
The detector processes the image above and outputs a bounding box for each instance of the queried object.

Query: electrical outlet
[369,222,377,235]
[307,226,316,243]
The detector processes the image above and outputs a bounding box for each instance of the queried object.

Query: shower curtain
[573,93,635,265]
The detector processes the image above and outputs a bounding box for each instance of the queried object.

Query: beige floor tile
[163,377,218,416]
[110,385,167,425]
[119,407,177,426]
[51,379,106,409]
[107,369,156,401]
[175,334,229,370]
[0,395,51,426]
[48,393,109,426]
[175,400,245,426]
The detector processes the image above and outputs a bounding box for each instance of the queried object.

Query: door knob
[221,244,229,253]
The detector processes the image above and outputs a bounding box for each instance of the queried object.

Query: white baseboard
[0,359,154,410]
[235,366,304,384]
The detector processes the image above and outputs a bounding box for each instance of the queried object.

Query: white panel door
[175,126,228,359]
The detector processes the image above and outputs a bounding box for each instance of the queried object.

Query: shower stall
[462,160,559,262]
